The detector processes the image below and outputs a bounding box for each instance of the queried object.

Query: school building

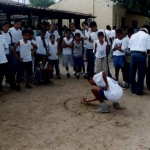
[50,0,150,29]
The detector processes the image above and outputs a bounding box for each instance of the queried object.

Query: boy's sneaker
[122,82,128,90]
[95,102,109,113]
[67,73,71,78]
[113,102,120,109]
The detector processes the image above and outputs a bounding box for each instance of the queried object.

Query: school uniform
[45,30,60,42]
[17,39,33,84]
[129,31,150,94]
[0,36,16,92]
[73,41,84,70]
[95,41,108,74]
[112,37,128,69]
[62,37,74,67]
[48,41,61,77]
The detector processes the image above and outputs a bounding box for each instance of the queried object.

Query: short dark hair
[50,34,55,39]
[65,28,71,33]
[113,26,116,30]
[98,32,104,37]
[90,21,97,27]
[69,22,75,26]
[127,28,134,35]
[2,21,10,26]
[41,29,46,33]
[82,21,88,26]
[75,33,80,37]
[22,29,30,35]
[29,29,34,35]
[14,19,21,24]
[116,28,123,34]
[106,25,111,30]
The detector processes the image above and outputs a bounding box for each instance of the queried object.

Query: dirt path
[0,62,150,150]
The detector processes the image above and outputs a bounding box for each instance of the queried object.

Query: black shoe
[57,75,61,79]
[67,73,71,78]
[13,87,22,92]
[76,74,80,79]
[0,90,3,94]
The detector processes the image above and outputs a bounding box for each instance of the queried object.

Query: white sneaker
[95,102,109,113]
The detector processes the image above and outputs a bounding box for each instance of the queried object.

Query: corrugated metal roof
[0,0,95,19]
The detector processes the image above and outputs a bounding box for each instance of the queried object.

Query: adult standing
[129,28,150,95]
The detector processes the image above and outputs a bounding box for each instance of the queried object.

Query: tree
[29,0,55,7]
[113,0,150,16]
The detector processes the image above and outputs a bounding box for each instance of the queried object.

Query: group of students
[1,18,150,113]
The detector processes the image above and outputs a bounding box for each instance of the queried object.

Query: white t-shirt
[95,41,107,58]
[19,39,32,62]
[112,37,129,56]
[93,72,123,102]
[48,41,58,60]
[35,36,48,55]
[72,29,84,38]
[62,37,73,55]
[111,30,116,39]
[9,27,22,51]
[0,35,8,64]
[128,31,150,52]
[105,30,111,45]
[45,30,60,42]
[90,29,105,51]
[2,31,15,54]
[84,28,93,49]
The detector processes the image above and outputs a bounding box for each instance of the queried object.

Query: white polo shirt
[105,30,111,45]
[9,27,22,52]
[128,31,150,52]
[45,30,60,42]
[93,72,123,102]
[0,35,8,64]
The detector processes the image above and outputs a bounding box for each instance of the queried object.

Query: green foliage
[113,0,150,16]
[29,0,55,7]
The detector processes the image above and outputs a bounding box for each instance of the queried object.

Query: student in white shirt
[45,23,60,42]
[129,27,150,95]
[82,21,94,77]
[35,29,48,68]
[48,34,61,79]
[94,32,109,74]
[112,29,129,88]
[0,35,18,93]
[82,71,123,113]
[69,22,84,39]
[13,29,37,89]
[62,28,74,78]
[1,21,16,85]
[111,26,116,42]
[9,19,22,52]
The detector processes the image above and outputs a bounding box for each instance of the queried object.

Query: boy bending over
[83,71,123,113]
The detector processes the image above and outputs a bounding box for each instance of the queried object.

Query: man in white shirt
[9,19,22,77]
[129,27,150,95]
[82,71,123,113]
[45,23,60,42]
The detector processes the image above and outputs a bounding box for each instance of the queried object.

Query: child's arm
[82,41,84,57]
[102,71,109,91]
[94,43,97,54]
[62,39,67,48]
[13,41,22,62]
[106,42,110,56]
[31,42,37,54]
[68,40,74,48]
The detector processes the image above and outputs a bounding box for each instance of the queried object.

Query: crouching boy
[83,71,123,113]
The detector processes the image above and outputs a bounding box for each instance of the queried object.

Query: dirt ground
[0,60,150,150]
